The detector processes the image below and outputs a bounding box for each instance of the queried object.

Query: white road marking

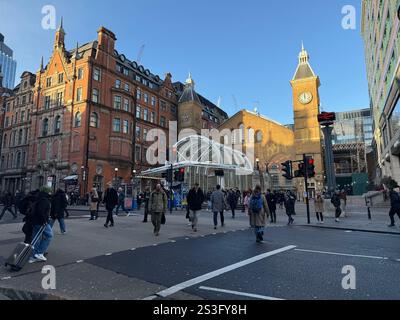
[153,245,296,298]
[105,253,112,256]
[1,277,11,280]
[295,249,389,260]
[142,295,157,300]
[199,286,284,300]
[130,248,136,251]
[76,260,84,263]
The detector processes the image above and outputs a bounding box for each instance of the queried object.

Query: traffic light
[306,157,315,178]
[281,161,293,180]
[294,163,305,178]
[174,168,185,182]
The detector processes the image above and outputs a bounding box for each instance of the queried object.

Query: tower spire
[40,56,44,71]
[54,17,65,49]
[299,42,309,64]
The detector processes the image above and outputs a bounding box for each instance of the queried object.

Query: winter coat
[389,190,400,209]
[331,194,341,208]
[265,193,277,212]
[210,189,225,212]
[4,193,14,207]
[103,187,118,211]
[314,197,324,213]
[227,192,238,208]
[284,193,297,216]
[50,190,68,219]
[148,190,167,213]
[249,194,270,227]
[31,192,51,226]
[90,191,99,211]
[187,188,205,211]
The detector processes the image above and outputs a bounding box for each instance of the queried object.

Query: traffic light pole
[303,154,311,224]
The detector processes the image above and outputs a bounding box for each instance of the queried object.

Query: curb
[299,224,400,236]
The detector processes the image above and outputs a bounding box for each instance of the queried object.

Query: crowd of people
[3,181,400,269]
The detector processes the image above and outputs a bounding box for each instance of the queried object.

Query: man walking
[266,189,277,223]
[0,192,17,220]
[227,189,238,219]
[148,184,167,236]
[331,190,342,222]
[388,186,400,227]
[284,190,296,225]
[50,189,68,234]
[249,185,270,243]
[211,185,225,230]
[29,187,53,263]
[116,187,129,216]
[187,183,205,232]
[103,183,118,228]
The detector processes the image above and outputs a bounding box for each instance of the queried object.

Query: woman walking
[314,192,324,224]
[89,188,99,221]
[248,185,270,243]
[284,190,296,225]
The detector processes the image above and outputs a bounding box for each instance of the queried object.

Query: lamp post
[114,168,119,187]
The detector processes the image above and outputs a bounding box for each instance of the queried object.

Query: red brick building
[26,23,179,195]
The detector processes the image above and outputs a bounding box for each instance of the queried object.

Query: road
[0,205,399,300]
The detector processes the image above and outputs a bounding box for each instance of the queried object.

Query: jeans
[316,212,324,222]
[335,207,342,219]
[213,211,225,227]
[270,210,276,223]
[190,210,199,229]
[0,206,17,219]
[32,224,53,256]
[143,201,149,222]
[116,202,128,215]
[151,212,162,234]
[50,218,66,233]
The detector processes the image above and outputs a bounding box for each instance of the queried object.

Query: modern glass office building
[0,33,17,89]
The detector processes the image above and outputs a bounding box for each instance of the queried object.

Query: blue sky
[0,0,369,124]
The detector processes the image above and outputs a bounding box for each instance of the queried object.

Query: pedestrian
[103,182,118,228]
[211,185,226,230]
[148,184,167,236]
[187,183,205,232]
[14,190,24,215]
[96,190,103,215]
[388,186,400,227]
[331,190,342,222]
[64,193,70,218]
[142,187,151,223]
[89,187,99,221]
[314,192,325,224]
[266,189,277,223]
[284,190,296,225]
[28,187,53,263]
[116,187,129,216]
[18,190,40,244]
[50,189,68,234]
[340,190,348,217]
[249,185,270,243]
[227,189,238,219]
[0,192,17,220]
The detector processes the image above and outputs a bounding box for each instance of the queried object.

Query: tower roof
[292,43,316,81]
[178,73,201,104]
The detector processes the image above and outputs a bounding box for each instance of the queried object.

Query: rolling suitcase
[5,224,47,272]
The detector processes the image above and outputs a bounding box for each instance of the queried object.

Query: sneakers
[388,224,395,228]
[335,218,340,222]
[29,254,47,263]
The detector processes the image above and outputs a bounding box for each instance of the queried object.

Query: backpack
[250,195,263,214]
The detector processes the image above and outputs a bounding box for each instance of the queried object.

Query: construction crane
[232,94,239,112]
[137,45,145,64]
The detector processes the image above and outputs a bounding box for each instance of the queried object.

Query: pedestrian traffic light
[306,157,315,178]
[281,161,293,180]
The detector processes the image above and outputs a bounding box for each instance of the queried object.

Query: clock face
[182,114,190,122]
[299,91,313,105]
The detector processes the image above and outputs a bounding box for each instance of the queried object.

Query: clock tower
[290,44,324,193]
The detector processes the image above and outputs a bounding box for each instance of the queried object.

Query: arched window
[0,156,4,169]
[42,118,49,136]
[16,152,21,168]
[247,127,254,141]
[55,115,61,134]
[238,124,245,143]
[10,153,14,169]
[40,143,47,161]
[18,129,23,145]
[90,112,99,128]
[256,130,263,143]
[74,112,81,127]
[3,134,7,148]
